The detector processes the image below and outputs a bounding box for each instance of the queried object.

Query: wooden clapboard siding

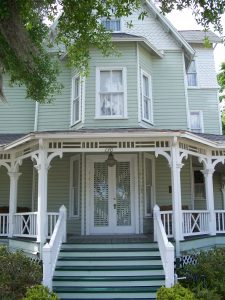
[0,167,9,206]
[17,159,33,209]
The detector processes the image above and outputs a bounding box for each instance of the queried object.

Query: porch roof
[1,128,225,150]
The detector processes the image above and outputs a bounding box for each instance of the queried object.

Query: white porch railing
[215,210,225,233]
[160,211,173,238]
[182,210,210,236]
[0,214,9,236]
[154,205,174,288]
[43,205,67,290]
[14,212,37,237]
[47,213,60,238]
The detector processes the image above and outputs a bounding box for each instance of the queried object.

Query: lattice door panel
[94,162,109,227]
[116,162,131,226]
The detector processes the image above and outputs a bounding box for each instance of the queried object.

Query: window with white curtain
[141,71,153,123]
[71,75,81,125]
[101,18,121,31]
[187,60,197,86]
[190,111,203,133]
[96,68,127,118]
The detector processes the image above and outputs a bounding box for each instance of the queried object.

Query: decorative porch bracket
[32,145,63,245]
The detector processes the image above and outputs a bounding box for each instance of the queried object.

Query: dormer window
[187,60,197,86]
[101,18,121,31]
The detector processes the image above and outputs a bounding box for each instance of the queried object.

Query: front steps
[52,242,165,299]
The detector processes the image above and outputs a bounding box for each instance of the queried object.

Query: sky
[166,9,225,73]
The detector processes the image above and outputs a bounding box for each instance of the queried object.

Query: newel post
[60,205,67,243]
[42,243,52,290]
[8,170,21,237]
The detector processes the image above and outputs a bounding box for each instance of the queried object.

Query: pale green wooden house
[0,1,225,299]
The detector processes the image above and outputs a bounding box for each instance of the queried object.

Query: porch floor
[66,234,154,244]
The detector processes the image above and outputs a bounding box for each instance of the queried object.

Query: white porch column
[170,145,184,256]
[36,149,48,244]
[202,168,216,235]
[8,171,21,237]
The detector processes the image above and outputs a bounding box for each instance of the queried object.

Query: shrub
[23,285,59,300]
[157,284,196,300]
[179,247,225,299]
[0,246,42,299]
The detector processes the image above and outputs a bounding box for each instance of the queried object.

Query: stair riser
[59,251,160,257]
[61,243,157,249]
[53,280,165,287]
[54,269,164,276]
[57,260,162,266]
[56,292,157,299]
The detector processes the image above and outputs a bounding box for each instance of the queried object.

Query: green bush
[0,246,42,300]
[179,247,225,299]
[157,284,196,300]
[23,285,59,300]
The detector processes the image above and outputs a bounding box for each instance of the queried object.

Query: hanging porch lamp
[105,148,117,167]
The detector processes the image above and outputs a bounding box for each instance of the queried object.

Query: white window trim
[143,153,155,217]
[95,67,127,119]
[141,69,153,124]
[69,154,80,218]
[71,75,82,126]
[189,110,204,133]
[187,57,199,88]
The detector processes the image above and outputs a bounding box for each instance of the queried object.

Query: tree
[217,62,225,133]
[0,0,224,103]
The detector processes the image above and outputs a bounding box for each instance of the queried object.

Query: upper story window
[96,68,127,118]
[190,111,204,133]
[101,18,121,31]
[141,70,153,123]
[187,60,197,86]
[71,75,81,125]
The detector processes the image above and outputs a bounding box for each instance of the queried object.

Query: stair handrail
[42,205,67,290]
[154,205,174,287]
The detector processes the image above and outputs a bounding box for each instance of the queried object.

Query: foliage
[0,246,42,300]
[22,285,59,300]
[218,62,225,103]
[0,0,224,103]
[179,248,225,299]
[156,284,196,300]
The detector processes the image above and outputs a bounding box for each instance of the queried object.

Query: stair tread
[55,265,163,271]
[60,248,159,252]
[53,286,159,292]
[58,256,161,261]
[53,275,165,281]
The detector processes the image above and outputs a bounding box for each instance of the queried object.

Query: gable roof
[144,1,195,60]
[111,33,164,57]
[179,30,221,44]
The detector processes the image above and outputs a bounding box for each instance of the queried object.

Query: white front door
[86,154,138,234]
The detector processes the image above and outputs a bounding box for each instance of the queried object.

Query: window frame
[69,155,80,218]
[95,67,127,119]
[187,59,198,87]
[143,153,155,217]
[141,70,153,124]
[71,75,82,126]
[189,110,204,133]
